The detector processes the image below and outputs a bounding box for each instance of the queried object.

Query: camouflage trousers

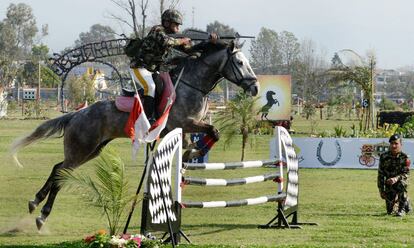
[384,182,409,214]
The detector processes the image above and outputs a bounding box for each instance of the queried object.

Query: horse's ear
[239,40,245,49]
[230,40,244,51]
[229,40,235,51]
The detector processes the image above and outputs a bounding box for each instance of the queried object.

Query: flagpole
[123,141,157,234]
[123,72,156,234]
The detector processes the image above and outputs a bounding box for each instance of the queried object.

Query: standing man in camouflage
[129,9,191,123]
[377,134,412,216]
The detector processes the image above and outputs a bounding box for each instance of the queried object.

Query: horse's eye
[237,60,244,66]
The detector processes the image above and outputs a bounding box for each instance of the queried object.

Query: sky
[1,0,414,69]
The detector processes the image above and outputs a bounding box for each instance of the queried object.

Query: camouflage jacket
[136,25,185,72]
[377,151,410,192]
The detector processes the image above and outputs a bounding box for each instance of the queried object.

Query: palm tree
[328,50,376,131]
[215,92,259,161]
[58,147,134,235]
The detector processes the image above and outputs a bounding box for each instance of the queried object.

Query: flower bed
[84,230,161,248]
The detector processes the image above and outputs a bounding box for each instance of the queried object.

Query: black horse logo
[260,90,279,120]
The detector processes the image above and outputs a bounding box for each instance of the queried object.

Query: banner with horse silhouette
[275,137,414,169]
[256,75,291,121]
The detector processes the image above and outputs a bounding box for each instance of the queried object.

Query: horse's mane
[195,40,230,57]
[171,41,232,75]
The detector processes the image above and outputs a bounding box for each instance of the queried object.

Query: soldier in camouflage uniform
[377,134,412,216]
[129,9,192,123]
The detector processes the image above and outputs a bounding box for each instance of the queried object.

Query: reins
[177,46,252,95]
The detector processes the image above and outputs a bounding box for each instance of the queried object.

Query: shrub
[397,116,414,138]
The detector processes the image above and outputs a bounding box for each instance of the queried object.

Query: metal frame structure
[47,39,130,110]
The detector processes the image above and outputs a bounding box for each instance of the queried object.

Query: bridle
[179,46,257,95]
[223,49,257,91]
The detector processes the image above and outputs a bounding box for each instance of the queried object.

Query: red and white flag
[124,95,173,157]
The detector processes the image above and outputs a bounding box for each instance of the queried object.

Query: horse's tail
[10,112,76,168]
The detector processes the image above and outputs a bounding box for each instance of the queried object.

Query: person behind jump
[377,134,412,216]
[129,9,192,123]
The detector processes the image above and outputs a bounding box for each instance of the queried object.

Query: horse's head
[218,41,259,96]
[266,91,276,99]
[195,40,259,96]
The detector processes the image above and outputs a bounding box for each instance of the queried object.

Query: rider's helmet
[161,9,183,25]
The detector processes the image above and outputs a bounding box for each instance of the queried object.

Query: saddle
[115,72,176,116]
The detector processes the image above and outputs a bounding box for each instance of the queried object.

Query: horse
[260,90,279,120]
[11,40,259,230]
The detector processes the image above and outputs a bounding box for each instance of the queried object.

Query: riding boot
[405,200,412,214]
[143,96,156,124]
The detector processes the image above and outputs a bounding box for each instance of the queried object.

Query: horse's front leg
[182,120,220,161]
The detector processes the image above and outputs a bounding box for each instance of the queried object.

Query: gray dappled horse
[11,40,259,230]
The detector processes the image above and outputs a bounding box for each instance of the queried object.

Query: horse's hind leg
[28,161,64,213]
[36,140,112,230]
[36,178,62,229]
[35,160,71,230]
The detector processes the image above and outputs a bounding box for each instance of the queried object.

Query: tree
[294,38,329,104]
[66,74,96,108]
[159,0,180,17]
[331,52,343,68]
[249,27,279,74]
[206,21,237,35]
[0,3,39,89]
[31,44,49,60]
[21,61,37,86]
[328,51,376,131]
[2,3,38,56]
[278,31,300,74]
[109,0,141,38]
[215,92,259,161]
[109,0,182,38]
[20,44,55,88]
[40,66,61,88]
[379,96,397,111]
[74,24,116,47]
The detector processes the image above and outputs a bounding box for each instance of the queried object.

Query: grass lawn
[1,111,413,247]
[290,114,360,137]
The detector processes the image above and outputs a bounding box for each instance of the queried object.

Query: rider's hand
[209,33,218,44]
[380,191,386,199]
[180,38,191,46]
[386,177,398,185]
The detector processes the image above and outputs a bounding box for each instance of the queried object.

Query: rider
[129,9,191,123]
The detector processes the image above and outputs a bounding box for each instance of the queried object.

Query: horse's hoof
[28,200,37,214]
[35,216,45,230]
[182,150,191,162]
[183,149,202,162]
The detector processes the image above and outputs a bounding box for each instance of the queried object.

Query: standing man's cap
[389,134,402,143]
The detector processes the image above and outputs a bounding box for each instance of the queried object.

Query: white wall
[271,137,414,169]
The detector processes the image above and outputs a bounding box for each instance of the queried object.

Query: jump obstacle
[139,127,314,244]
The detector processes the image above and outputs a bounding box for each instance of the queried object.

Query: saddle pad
[115,95,135,112]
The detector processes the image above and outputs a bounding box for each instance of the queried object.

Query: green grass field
[1,113,414,247]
